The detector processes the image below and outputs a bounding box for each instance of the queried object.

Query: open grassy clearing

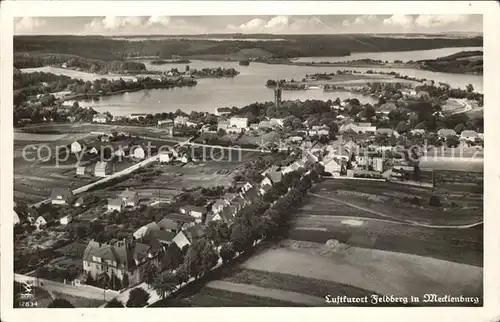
[240,242,482,301]
[311,180,483,226]
[290,193,482,266]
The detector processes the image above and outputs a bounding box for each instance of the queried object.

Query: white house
[179,205,206,223]
[71,140,85,153]
[185,121,198,128]
[34,216,49,230]
[270,118,284,128]
[174,116,189,126]
[132,146,146,160]
[460,130,479,142]
[76,166,86,176]
[133,222,161,239]
[322,158,341,176]
[94,161,111,177]
[60,215,72,225]
[217,120,229,132]
[107,199,124,212]
[119,188,139,207]
[229,117,248,129]
[158,119,174,126]
[50,188,73,205]
[159,151,174,163]
[92,113,109,124]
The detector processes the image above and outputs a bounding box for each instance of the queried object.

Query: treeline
[14,52,147,73]
[14,35,483,61]
[417,50,483,74]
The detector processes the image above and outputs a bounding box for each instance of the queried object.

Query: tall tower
[274,79,282,109]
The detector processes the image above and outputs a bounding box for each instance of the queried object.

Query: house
[249,123,259,131]
[149,230,176,246]
[114,146,129,158]
[260,176,273,195]
[241,182,253,193]
[321,158,341,176]
[13,210,20,225]
[217,119,229,132]
[92,113,109,124]
[179,205,206,223]
[211,199,230,214]
[379,103,397,115]
[119,188,139,207]
[76,166,86,176]
[71,140,85,153]
[215,107,232,116]
[339,123,376,134]
[411,129,426,136]
[107,199,124,212]
[62,62,68,68]
[164,213,196,228]
[131,146,146,160]
[158,119,174,126]
[94,161,111,177]
[229,117,248,129]
[241,186,260,204]
[270,118,284,128]
[74,195,90,207]
[266,169,283,185]
[174,116,189,126]
[461,130,479,142]
[60,215,72,225]
[130,113,147,120]
[83,239,160,286]
[316,126,330,137]
[172,224,205,249]
[157,217,180,234]
[258,120,272,131]
[185,121,198,128]
[34,215,51,230]
[159,150,174,163]
[50,188,73,205]
[376,128,399,137]
[437,128,457,138]
[133,222,161,240]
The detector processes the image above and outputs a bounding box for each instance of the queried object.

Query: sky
[14,15,483,36]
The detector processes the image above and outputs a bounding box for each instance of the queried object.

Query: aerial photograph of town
[11,13,484,308]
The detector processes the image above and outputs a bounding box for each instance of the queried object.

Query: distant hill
[416,50,483,75]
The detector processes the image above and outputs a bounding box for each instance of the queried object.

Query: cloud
[15,17,46,33]
[414,14,469,28]
[238,18,267,32]
[383,14,414,27]
[265,16,289,30]
[148,16,171,26]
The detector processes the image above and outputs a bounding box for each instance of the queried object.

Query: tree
[126,287,150,307]
[446,135,459,148]
[219,242,236,264]
[230,222,254,253]
[429,195,442,207]
[141,262,159,285]
[454,123,465,134]
[48,298,74,308]
[396,121,408,134]
[105,298,124,308]
[160,243,183,271]
[363,105,376,119]
[466,84,474,93]
[152,272,178,299]
[415,122,427,130]
[122,273,129,288]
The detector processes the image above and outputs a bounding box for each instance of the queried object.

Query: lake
[26,47,483,116]
[293,47,483,63]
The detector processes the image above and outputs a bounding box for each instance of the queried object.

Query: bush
[429,195,441,207]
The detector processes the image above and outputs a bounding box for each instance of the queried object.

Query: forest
[14,34,483,65]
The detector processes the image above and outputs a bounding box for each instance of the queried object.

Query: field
[162,177,482,307]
